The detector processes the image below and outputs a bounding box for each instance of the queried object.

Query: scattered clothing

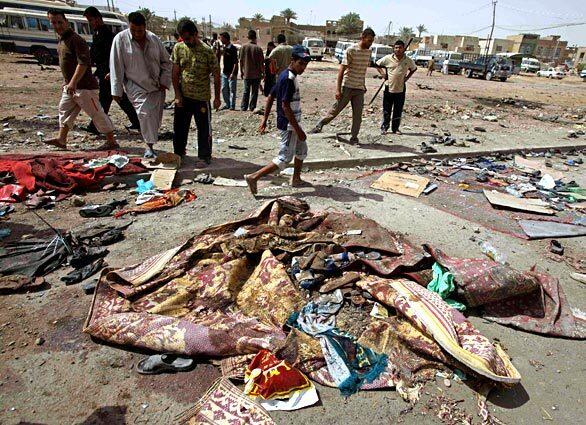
[137,353,194,375]
[427,262,466,311]
[114,189,196,217]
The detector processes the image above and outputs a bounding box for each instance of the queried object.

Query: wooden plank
[371,171,430,198]
[150,169,177,190]
[483,189,555,215]
[141,152,181,170]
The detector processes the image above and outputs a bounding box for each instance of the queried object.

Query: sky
[93,0,586,46]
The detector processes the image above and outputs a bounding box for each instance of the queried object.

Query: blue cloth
[221,74,237,109]
[275,68,301,131]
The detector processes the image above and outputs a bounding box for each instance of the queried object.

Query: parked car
[370,44,394,66]
[334,41,353,63]
[581,69,586,82]
[536,68,565,79]
[434,51,463,74]
[460,56,512,82]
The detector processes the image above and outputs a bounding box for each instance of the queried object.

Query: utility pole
[209,15,212,38]
[174,9,177,22]
[483,0,497,74]
[106,0,111,11]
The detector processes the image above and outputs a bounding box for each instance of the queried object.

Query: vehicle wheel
[33,47,53,65]
[466,69,473,78]
[485,72,493,81]
[500,77,507,82]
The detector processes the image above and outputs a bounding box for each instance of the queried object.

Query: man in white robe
[110,11,172,158]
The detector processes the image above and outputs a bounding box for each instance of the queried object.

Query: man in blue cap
[245,45,311,195]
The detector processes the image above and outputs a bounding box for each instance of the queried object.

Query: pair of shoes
[308,124,323,134]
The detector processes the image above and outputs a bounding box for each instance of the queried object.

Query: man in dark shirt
[44,9,117,150]
[83,7,139,134]
[219,32,238,110]
[239,29,264,111]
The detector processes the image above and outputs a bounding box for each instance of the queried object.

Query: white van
[370,44,393,66]
[0,2,127,64]
[302,37,325,61]
[520,57,540,73]
[334,40,353,63]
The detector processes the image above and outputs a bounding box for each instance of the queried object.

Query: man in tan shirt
[309,28,375,143]
[376,39,417,134]
[269,34,293,75]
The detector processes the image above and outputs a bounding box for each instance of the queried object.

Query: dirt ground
[0,52,585,424]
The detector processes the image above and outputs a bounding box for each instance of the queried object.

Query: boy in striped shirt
[245,46,311,195]
[309,28,375,143]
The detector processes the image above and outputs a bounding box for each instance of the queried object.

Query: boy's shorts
[272,129,308,170]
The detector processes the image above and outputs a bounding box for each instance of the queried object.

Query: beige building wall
[479,38,514,54]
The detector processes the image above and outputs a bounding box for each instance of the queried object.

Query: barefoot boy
[245,45,311,195]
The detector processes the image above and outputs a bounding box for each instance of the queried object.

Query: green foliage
[337,12,362,36]
[416,24,427,37]
[280,8,297,24]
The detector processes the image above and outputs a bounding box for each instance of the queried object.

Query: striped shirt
[341,44,371,90]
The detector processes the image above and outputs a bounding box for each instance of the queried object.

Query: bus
[0,0,127,64]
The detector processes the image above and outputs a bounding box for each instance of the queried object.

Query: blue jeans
[221,74,237,109]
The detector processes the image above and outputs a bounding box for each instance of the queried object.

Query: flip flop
[136,354,195,375]
[42,139,67,150]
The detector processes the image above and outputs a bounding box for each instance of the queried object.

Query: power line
[495,22,586,32]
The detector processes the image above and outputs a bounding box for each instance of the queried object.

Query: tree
[399,26,414,40]
[253,13,264,21]
[337,12,362,36]
[280,8,297,25]
[416,24,427,37]
[136,8,154,25]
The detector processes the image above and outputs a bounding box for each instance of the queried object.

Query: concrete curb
[111,142,586,184]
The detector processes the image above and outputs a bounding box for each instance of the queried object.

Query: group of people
[44,9,418,193]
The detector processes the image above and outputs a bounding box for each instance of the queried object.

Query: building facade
[478,38,514,54]
[574,47,586,65]
[418,35,479,53]
[534,35,568,65]
[507,33,539,55]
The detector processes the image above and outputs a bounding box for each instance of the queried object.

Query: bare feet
[290,178,312,188]
[244,174,258,195]
[42,138,67,149]
[392,130,402,135]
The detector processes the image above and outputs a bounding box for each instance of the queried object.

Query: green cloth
[427,262,466,311]
[171,42,219,101]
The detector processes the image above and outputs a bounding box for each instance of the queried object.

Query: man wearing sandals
[45,9,118,150]
[110,12,172,158]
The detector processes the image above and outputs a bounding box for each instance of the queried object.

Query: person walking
[427,56,435,76]
[171,20,221,164]
[83,6,140,134]
[244,46,312,195]
[219,32,238,110]
[239,29,264,111]
[43,9,117,150]
[376,39,417,135]
[309,28,375,143]
[109,11,172,158]
[268,33,292,75]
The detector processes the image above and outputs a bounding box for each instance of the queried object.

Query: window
[0,14,7,27]
[78,22,92,35]
[266,28,270,35]
[496,45,503,52]
[26,17,39,30]
[441,43,448,49]
[8,15,25,29]
[580,52,585,60]
[466,44,474,51]
[38,18,50,31]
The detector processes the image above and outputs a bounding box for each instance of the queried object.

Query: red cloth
[0,152,145,197]
[0,184,25,202]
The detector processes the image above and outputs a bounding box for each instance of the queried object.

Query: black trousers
[173,97,212,159]
[241,78,260,111]
[89,75,140,131]
[381,89,406,132]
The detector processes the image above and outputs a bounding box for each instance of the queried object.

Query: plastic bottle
[480,241,507,265]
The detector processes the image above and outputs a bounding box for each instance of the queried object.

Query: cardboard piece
[483,189,554,215]
[371,171,430,198]
[141,152,181,170]
[514,155,563,180]
[212,177,248,187]
[518,220,586,239]
[150,169,177,190]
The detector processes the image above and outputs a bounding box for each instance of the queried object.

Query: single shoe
[230,107,236,111]
[392,129,402,135]
[126,123,140,131]
[349,137,359,144]
[143,145,156,159]
[82,125,100,135]
[308,124,323,134]
[136,354,195,375]
[219,105,230,111]
[380,129,388,135]
[420,142,437,153]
